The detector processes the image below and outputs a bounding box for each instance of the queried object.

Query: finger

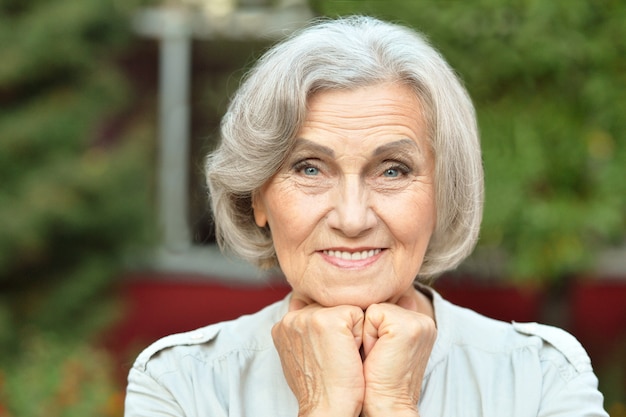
[348,307,365,349]
[362,304,384,357]
[362,302,432,356]
[307,305,365,347]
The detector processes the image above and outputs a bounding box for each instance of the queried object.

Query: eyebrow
[372,138,421,157]
[291,137,421,158]
[291,138,335,157]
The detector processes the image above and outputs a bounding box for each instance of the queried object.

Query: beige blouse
[124,287,609,416]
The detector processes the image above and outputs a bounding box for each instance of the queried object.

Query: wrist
[362,409,419,417]
[298,397,363,417]
[361,401,419,417]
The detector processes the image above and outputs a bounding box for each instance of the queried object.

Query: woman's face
[253,83,436,309]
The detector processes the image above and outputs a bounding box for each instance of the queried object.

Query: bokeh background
[1,1,624,415]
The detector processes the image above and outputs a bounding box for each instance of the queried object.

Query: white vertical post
[132,4,313,278]
[156,10,192,251]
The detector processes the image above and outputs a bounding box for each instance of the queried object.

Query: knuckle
[309,309,332,331]
[406,316,437,339]
[366,303,382,314]
[279,311,308,333]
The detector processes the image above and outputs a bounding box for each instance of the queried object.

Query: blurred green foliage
[0,0,155,414]
[0,332,124,417]
[313,0,626,281]
[597,337,626,416]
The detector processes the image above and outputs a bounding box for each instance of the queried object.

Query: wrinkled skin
[272,290,436,417]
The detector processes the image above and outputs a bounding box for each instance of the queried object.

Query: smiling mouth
[322,249,382,261]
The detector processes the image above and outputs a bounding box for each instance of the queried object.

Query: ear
[251,191,268,227]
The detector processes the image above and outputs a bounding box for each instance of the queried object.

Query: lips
[322,248,382,261]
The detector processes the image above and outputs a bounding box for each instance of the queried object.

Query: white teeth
[324,249,381,260]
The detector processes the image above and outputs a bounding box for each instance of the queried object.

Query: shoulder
[432,289,592,378]
[422,288,607,416]
[511,321,593,374]
[131,295,290,374]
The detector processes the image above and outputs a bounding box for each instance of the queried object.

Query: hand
[272,297,366,417]
[361,294,437,417]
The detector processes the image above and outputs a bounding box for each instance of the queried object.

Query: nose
[326,174,377,237]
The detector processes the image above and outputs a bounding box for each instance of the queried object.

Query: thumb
[347,307,365,350]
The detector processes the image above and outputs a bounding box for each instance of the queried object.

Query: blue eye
[381,161,412,178]
[292,159,322,176]
[383,168,400,178]
[303,166,319,176]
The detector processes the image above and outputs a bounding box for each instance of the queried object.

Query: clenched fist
[272,289,436,417]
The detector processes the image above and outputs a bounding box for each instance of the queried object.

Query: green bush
[0,331,124,417]
[313,0,626,281]
[0,1,155,414]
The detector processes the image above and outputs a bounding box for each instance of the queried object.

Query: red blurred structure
[104,272,625,386]
[103,273,290,382]
[570,279,626,365]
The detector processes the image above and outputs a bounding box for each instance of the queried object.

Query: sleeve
[512,322,609,417]
[124,365,185,417]
[122,326,223,417]
[538,367,609,417]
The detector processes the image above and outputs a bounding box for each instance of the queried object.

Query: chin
[316,291,392,310]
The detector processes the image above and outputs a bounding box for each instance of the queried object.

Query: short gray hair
[206,16,483,279]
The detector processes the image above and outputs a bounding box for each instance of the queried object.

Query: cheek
[264,191,326,250]
[385,191,436,245]
[266,193,326,286]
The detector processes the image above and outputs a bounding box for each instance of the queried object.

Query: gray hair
[206,16,483,279]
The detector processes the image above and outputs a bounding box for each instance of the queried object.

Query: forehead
[298,83,429,151]
[306,82,422,118]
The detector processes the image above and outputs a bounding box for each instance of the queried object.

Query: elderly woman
[125,16,608,417]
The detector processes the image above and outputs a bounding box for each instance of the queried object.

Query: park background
[0,0,624,415]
